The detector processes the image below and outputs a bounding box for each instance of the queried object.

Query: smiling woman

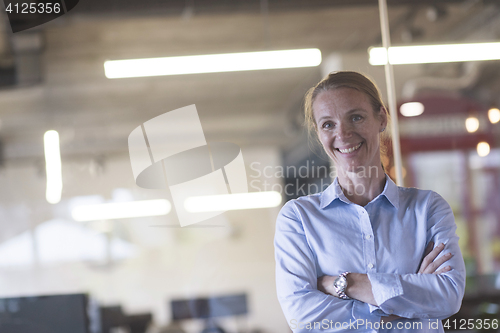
[312,87,386,195]
[274,71,466,332]
[305,71,390,174]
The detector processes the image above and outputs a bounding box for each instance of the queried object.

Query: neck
[337,164,386,206]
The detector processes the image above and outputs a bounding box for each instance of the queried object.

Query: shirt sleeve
[367,191,466,319]
[275,200,381,332]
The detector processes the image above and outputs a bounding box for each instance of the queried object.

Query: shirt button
[388,309,393,314]
[365,234,371,240]
[368,263,374,269]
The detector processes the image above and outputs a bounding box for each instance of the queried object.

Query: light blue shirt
[275,174,466,332]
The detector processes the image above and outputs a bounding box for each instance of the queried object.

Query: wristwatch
[333,272,351,300]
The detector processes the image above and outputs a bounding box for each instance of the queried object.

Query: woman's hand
[317,275,336,296]
[418,242,453,274]
[317,241,453,302]
[317,273,377,305]
[380,242,454,324]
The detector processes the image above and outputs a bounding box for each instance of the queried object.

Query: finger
[382,315,401,324]
[423,252,453,274]
[427,243,446,262]
[421,248,450,274]
[423,241,434,258]
[433,252,453,267]
[418,243,445,273]
[434,266,452,275]
[419,243,443,273]
[418,241,434,273]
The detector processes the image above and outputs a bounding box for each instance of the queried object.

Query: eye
[321,121,334,129]
[351,115,363,122]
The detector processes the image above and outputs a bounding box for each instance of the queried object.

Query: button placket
[359,207,376,273]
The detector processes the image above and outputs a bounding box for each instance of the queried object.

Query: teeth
[339,143,362,154]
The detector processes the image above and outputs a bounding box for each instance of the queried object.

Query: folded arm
[318,241,456,323]
[368,192,465,319]
[275,201,380,332]
[317,192,466,319]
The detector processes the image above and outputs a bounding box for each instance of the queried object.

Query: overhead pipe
[401,62,481,99]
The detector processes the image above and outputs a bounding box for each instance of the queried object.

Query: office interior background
[1,0,500,332]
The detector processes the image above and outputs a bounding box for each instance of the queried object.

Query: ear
[379,106,388,131]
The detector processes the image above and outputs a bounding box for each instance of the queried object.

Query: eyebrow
[316,108,368,123]
[346,108,368,114]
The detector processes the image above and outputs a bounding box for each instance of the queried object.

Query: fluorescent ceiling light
[400,102,424,117]
[477,142,490,157]
[369,42,500,65]
[184,191,282,213]
[465,117,479,133]
[72,199,171,221]
[44,130,62,204]
[104,48,322,78]
[488,108,500,124]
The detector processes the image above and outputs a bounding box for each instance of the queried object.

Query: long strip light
[104,48,322,79]
[44,130,62,204]
[369,42,500,65]
[184,191,282,213]
[72,199,171,221]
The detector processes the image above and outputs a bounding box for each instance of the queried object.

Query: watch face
[335,276,347,288]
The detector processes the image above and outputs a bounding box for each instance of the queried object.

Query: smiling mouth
[337,142,362,154]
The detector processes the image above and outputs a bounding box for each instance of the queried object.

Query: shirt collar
[380,174,399,209]
[319,177,345,208]
[320,174,399,209]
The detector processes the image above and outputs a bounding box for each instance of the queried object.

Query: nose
[336,121,353,140]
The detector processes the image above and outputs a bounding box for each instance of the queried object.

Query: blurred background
[0,0,500,332]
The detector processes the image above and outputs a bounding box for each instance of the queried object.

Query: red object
[396,94,495,153]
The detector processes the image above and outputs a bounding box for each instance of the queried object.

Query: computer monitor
[171,293,247,321]
[100,305,152,333]
[207,294,247,318]
[125,313,153,333]
[0,293,90,333]
[100,305,124,333]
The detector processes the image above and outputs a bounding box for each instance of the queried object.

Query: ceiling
[0,0,499,167]
[0,0,497,246]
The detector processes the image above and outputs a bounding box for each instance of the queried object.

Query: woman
[274,71,466,332]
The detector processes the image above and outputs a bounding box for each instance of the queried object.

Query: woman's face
[312,87,387,174]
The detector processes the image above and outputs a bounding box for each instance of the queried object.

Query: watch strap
[334,271,351,300]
